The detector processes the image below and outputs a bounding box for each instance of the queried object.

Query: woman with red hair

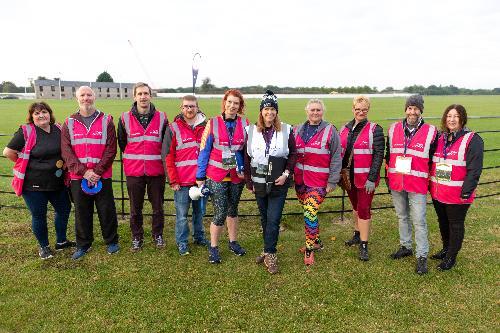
[196,89,250,264]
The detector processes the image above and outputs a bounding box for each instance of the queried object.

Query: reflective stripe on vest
[212,116,247,151]
[171,122,200,150]
[388,168,428,178]
[11,124,36,196]
[295,162,329,173]
[68,113,108,146]
[123,111,165,143]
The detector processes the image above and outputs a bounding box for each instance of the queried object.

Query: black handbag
[266,156,287,194]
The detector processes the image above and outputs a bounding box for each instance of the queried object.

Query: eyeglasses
[354,108,369,112]
[182,105,197,109]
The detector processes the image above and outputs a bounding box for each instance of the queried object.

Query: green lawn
[0,96,498,332]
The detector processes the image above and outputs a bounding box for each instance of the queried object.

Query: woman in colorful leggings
[294,99,342,266]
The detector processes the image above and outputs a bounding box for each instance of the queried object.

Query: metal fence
[1,131,499,219]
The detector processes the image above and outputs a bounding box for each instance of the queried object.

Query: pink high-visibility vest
[206,115,248,183]
[339,121,380,188]
[121,111,166,177]
[11,124,37,196]
[66,112,112,180]
[387,121,437,194]
[169,118,204,185]
[294,123,333,188]
[430,132,475,204]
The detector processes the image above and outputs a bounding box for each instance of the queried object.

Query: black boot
[431,248,448,260]
[345,231,361,247]
[437,256,456,271]
[359,241,369,261]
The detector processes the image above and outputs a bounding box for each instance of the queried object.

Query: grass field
[0,95,499,332]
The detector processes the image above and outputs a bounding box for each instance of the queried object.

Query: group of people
[3,84,483,275]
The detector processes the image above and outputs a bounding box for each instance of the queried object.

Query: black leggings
[432,199,470,258]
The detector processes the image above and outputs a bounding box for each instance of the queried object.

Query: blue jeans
[174,186,207,246]
[22,189,72,247]
[391,190,429,258]
[256,191,288,254]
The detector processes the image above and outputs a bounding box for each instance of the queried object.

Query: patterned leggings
[295,184,327,250]
[206,179,244,226]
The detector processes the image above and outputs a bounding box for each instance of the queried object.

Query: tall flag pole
[192,53,201,95]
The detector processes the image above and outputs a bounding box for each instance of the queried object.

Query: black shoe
[228,241,246,256]
[431,248,448,260]
[416,257,428,275]
[437,256,456,271]
[39,246,54,260]
[55,240,76,251]
[359,243,369,261]
[131,238,144,252]
[345,232,361,247]
[390,246,413,259]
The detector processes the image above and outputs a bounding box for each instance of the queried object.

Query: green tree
[200,77,215,92]
[1,81,19,93]
[96,71,114,82]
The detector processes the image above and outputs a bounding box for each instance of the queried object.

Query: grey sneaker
[131,238,143,252]
[39,246,54,260]
[154,235,165,249]
[416,257,428,275]
[264,253,279,274]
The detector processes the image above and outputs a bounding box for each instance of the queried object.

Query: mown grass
[0,96,498,332]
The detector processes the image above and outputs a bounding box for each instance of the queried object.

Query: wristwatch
[282,170,290,178]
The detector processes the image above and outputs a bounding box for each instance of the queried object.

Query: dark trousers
[255,190,288,254]
[71,179,119,248]
[432,199,470,258]
[126,175,165,240]
[22,189,71,247]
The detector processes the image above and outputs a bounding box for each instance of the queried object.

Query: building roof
[34,80,134,88]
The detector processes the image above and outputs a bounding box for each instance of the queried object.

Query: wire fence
[1,131,499,220]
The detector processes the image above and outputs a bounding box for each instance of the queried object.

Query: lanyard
[263,127,275,156]
[442,133,452,160]
[404,127,418,155]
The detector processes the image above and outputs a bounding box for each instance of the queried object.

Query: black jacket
[342,119,385,183]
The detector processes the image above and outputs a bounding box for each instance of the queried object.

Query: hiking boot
[304,249,315,266]
[228,241,246,256]
[208,246,221,264]
[359,243,369,261]
[437,256,456,271]
[345,232,361,247]
[193,238,209,247]
[256,252,266,264]
[131,238,143,252]
[39,246,54,260]
[107,243,120,254]
[178,243,190,256]
[72,246,91,260]
[416,257,428,275]
[431,248,448,260]
[390,246,413,259]
[154,235,166,249]
[264,253,279,274]
[55,240,76,251]
[299,240,324,253]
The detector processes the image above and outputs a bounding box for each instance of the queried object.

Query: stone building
[34,80,135,99]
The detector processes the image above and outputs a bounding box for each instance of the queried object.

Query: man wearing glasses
[162,95,209,255]
[117,82,168,252]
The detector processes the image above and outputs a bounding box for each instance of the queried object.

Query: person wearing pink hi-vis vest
[117,82,168,252]
[430,104,483,271]
[340,96,384,262]
[3,102,74,260]
[61,86,119,260]
[386,95,438,275]
[294,98,342,267]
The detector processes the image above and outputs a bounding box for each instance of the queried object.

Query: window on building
[61,93,65,97]
[106,88,110,93]
[125,94,128,98]
[51,86,55,92]
[39,86,43,91]
[107,94,110,98]
[117,87,120,93]
[98,87,102,92]
[61,86,65,92]
[124,88,128,93]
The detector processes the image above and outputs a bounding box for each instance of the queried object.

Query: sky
[2,0,499,90]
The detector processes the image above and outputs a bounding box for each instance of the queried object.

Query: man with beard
[386,95,438,275]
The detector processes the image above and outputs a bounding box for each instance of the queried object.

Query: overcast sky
[2,0,499,90]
